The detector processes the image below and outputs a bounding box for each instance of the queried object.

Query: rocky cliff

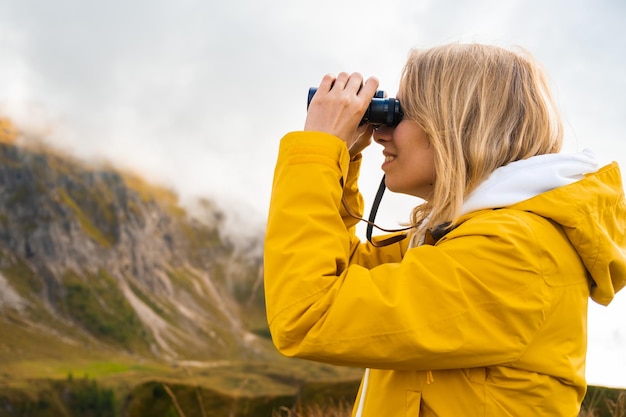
[0,117,270,365]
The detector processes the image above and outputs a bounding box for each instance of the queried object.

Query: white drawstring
[426,370,435,384]
[355,368,370,417]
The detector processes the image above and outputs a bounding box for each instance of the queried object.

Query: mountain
[0,116,271,365]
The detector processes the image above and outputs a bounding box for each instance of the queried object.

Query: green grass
[0,355,363,417]
[57,189,114,248]
[61,269,151,352]
[0,307,363,415]
[1,255,45,298]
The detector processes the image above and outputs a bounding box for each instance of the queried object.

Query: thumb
[348,124,374,158]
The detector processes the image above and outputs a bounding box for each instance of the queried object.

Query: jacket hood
[462,149,626,306]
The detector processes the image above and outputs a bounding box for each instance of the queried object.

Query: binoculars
[307,87,403,128]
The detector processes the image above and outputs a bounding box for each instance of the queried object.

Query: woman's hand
[304,72,379,155]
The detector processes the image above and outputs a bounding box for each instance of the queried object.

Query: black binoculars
[307,87,403,128]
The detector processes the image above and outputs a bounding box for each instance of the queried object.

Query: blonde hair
[399,43,563,242]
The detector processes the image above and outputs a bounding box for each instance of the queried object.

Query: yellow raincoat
[264,132,626,416]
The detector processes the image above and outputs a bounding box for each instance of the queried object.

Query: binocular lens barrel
[307,87,403,127]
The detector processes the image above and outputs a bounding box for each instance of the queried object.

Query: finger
[359,76,379,99]
[356,124,374,142]
[362,123,375,141]
[349,124,375,157]
[345,72,364,93]
[332,72,350,90]
[317,74,336,93]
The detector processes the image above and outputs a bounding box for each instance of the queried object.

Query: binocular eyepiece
[307,87,403,128]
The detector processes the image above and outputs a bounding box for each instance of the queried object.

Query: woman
[264,43,625,416]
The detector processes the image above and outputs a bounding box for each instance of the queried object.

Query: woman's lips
[382,152,396,169]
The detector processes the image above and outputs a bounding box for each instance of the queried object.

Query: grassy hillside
[0,351,363,417]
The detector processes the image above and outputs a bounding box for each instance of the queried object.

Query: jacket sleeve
[264,131,552,371]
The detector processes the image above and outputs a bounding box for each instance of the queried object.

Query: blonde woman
[264,43,626,416]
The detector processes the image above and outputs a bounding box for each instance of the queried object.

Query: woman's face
[373,118,435,200]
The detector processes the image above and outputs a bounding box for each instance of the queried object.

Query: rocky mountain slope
[0,117,270,365]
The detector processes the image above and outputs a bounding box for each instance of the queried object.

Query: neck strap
[365,175,410,247]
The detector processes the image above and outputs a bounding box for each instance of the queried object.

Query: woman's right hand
[304,72,379,149]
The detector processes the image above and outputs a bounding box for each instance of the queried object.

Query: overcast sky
[1,0,625,387]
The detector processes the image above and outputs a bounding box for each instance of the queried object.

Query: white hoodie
[461,148,601,215]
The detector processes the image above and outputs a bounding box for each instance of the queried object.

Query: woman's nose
[373,125,393,144]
